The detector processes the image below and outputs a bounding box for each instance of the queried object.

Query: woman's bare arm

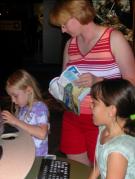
[62,40,70,70]
[111,30,135,85]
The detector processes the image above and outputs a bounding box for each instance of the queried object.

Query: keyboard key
[38,159,70,179]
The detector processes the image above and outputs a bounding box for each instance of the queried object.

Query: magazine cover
[49,66,90,115]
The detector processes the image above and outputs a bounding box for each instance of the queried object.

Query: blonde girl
[2,69,49,156]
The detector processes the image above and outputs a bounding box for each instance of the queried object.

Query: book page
[49,66,90,115]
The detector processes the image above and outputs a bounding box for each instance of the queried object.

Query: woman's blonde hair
[50,0,96,26]
[6,69,43,113]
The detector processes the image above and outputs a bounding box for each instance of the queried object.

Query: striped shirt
[66,28,121,114]
[67,27,121,79]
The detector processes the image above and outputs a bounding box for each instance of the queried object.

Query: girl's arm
[106,152,128,179]
[2,110,48,140]
[88,160,100,179]
[14,119,48,140]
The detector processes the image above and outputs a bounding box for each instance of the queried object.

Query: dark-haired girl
[89,78,135,179]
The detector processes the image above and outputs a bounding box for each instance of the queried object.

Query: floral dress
[18,101,49,156]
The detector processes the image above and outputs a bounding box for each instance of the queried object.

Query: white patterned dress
[18,101,49,156]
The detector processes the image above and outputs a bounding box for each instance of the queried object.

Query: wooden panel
[0,20,22,31]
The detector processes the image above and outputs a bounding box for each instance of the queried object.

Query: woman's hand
[1,110,18,125]
[74,73,103,88]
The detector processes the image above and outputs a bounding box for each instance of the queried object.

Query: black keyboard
[38,159,70,179]
[1,123,19,139]
[3,123,19,134]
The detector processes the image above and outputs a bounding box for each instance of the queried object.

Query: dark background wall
[0,1,64,96]
[43,0,63,64]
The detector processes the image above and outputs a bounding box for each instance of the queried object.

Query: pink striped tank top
[66,28,121,114]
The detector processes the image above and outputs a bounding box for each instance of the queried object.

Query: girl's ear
[26,86,33,94]
[108,105,117,118]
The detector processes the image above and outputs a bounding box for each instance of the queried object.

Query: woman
[49,0,135,166]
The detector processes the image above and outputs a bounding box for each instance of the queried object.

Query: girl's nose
[11,97,15,103]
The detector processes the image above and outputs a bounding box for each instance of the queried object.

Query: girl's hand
[74,73,103,88]
[1,110,18,125]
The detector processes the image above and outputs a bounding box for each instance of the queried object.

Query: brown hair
[91,78,135,137]
[49,0,96,26]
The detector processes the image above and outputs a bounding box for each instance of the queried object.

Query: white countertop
[0,128,35,179]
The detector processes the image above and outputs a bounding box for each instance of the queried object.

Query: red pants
[60,111,98,163]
